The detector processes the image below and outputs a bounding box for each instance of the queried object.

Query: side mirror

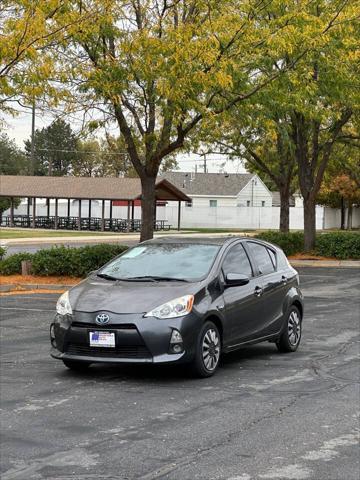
[225,273,250,287]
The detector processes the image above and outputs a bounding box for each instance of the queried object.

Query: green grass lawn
[0,228,124,239]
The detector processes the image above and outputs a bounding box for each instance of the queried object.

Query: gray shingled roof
[0,175,191,201]
[160,172,254,196]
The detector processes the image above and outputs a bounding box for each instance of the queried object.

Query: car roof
[142,235,282,252]
[142,235,247,246]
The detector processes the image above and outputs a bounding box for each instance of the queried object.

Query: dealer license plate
[89,331,115,348]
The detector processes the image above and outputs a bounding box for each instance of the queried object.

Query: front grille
[66,343,152,359]
[71,322,137,330]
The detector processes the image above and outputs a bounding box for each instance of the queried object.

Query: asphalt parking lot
[0,268,359,480]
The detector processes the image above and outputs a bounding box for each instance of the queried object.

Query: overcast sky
[3,109,247,174]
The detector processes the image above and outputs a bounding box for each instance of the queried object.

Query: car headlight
[144,295,194,319]
[56,291,72,315]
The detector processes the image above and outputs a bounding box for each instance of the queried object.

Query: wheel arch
[203,314,224,345]
[291,299,303,319]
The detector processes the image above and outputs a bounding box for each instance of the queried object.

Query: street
[0,268,359,480]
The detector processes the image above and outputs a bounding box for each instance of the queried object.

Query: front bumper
[51,311,200,365]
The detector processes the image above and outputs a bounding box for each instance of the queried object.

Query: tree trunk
[347,202,353,230]
[279,188,290,233]
[303,196,316,251]
[340,196,345,230]
[140,175,156,242]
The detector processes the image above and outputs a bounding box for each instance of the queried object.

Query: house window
[262,201,265,207]
[185,201,193,207]
[247,200,251,207]
[209,200,217,208]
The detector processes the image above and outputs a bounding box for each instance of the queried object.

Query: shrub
[254,231,305,256]
[30,243,129,277]
[315,232,360,260]
[73,244,129,277]
[0,246,6,260]
[0,252,34,275]
[31,246,77,276]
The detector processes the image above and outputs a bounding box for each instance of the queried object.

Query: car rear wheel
[190,321,221,378]
[276,306,302,353]
[62,359,91,371]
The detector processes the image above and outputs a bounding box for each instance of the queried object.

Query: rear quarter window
[277,250,291,269]
[267,248,277,270]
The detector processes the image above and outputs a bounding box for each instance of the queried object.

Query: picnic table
[1,215,172,232]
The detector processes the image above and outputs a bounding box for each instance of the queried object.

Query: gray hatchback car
[51,237,303,377]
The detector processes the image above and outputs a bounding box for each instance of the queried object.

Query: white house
[160,172,273,208]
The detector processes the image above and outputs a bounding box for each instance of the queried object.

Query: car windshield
[99,243,220,281]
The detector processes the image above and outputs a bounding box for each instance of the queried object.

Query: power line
[37,148,128,156]
[35,148,235,162]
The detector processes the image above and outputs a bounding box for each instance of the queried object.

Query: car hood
[69,276,199,314]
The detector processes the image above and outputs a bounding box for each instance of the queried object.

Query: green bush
[315,232,360,259]
[0,246,6,260]
[254,231,305,256]
[31,246,77,276]
[31,244,128,277]
[72,244,129,277]
[0,252,34,275]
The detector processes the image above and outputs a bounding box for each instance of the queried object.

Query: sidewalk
[0,233,140,246]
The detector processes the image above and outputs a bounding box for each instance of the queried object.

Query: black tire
[62,359,91,371]
[276,305,302,353]
[190,321,221,378]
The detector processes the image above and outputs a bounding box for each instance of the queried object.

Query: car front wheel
[190,321,221,378]
[276,306,302,353]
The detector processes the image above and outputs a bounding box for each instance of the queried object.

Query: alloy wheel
[202,328,220,371]
[288,310,301,346]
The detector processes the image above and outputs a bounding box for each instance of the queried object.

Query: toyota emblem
[95,313,110,325]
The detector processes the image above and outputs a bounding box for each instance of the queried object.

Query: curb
[0,283,72,293]
[290,261,360,268]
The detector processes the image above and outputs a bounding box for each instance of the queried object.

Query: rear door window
[222,243,253,278]
[247,242,275,275]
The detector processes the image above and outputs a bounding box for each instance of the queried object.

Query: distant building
[271,192,296,207]
[161,172,273,208]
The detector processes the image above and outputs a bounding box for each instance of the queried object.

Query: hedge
[0,233,359,276]
[254,231,304,256]
[0,244,128,276]
[0,252,34,275]
[315,232,360,260]
[255,231,360,259]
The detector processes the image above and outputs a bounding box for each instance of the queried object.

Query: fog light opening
[169,329,184,354]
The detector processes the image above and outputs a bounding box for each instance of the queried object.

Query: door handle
[254,286,263,297]
[281,275,287,284]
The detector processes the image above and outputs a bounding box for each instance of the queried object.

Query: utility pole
[199,152,207,173]
[30,100,36,175]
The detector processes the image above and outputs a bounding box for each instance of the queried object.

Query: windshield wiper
[96,273,119,281]
[125,276,189,282]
